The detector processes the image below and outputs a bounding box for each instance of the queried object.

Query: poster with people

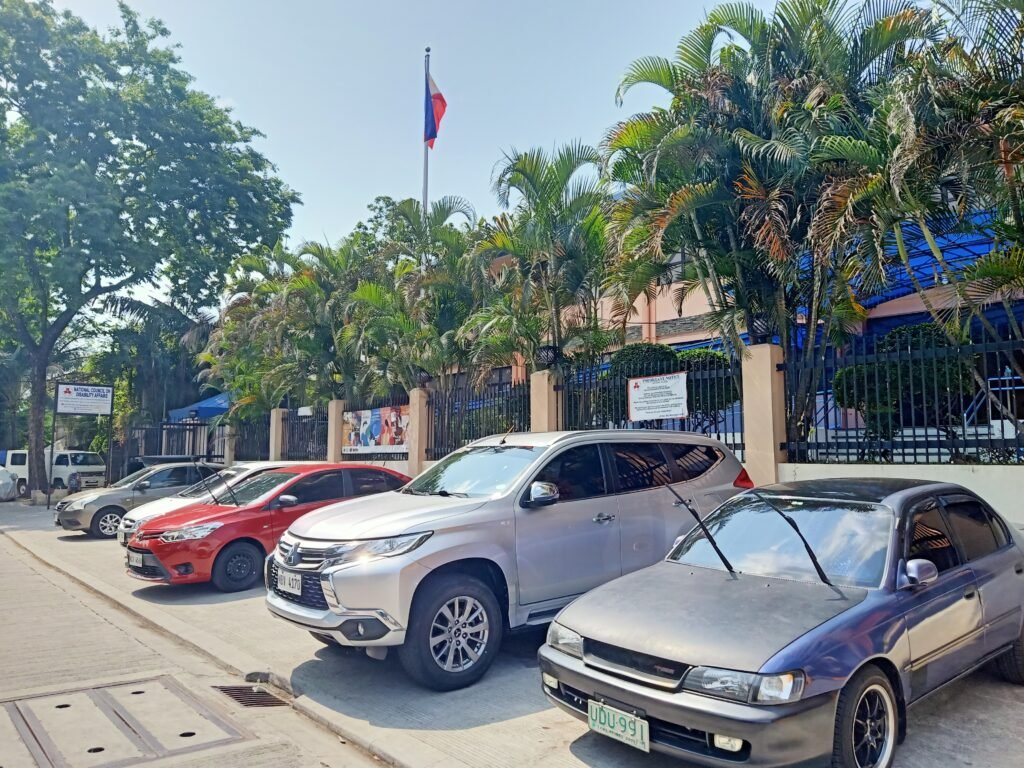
[341,405,410,454]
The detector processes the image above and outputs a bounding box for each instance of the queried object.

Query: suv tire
[211,541,263,592]
[398,574,503,691]
[831,665,898,768]
[90,507,124,538]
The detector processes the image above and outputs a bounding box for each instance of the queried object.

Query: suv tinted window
[943,497,1002,561]
[350,469,395,496]
[289,471,348,504]
[534,445,605,502]
[666,443,722,481]
[907,499,960,573]
[611,443,672,492]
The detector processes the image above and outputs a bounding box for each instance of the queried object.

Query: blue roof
[168,392,231,422]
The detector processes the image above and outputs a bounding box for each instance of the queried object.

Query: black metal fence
[784,324,1024,464]
[559,358,745,455]
[235,415,271,461]
[429,380,531,460]
[283,406,328,461]
[126,421,225,464]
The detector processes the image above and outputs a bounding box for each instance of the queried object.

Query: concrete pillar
[223,424,236,467]
[530,369,561,432]
[326,400,346,463]
[268,408,287,461]
[406,388,430,477]
[741,344,786,486]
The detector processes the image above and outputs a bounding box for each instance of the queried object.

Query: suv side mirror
[275,494,298,509]
[902,558,939,589]
[527,481,559,507]
[135,480,150,492]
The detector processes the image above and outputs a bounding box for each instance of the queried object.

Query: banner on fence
[55,382,114,416]
[627,372,688,421]
[342,405,410,454]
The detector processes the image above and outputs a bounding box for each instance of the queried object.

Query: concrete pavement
[3,500,1024,768]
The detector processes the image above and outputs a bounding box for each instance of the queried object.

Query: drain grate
[213,685,288,708]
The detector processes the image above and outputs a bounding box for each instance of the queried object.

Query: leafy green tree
[0,1,296,488]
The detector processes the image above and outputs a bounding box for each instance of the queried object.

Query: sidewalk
[4,501,1024,768]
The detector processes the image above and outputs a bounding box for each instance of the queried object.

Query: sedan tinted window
[665,443,722,482]
[534,445,605,501]
[289,471,348,504]
[907,500,960,573]
[229,472,298,505]
[611,444,672,492]
[350,469,395,496]
[942,498,1001,562]
[670,495,893,588]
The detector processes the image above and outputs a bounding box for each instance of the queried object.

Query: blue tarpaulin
[168,392,230,422]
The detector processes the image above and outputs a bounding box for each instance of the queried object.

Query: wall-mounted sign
[627,372,688,421]
[55,382,114,416]
[341,405,410,454]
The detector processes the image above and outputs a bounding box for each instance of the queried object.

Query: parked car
[127,463,410,592]
[2,448,106,495]
[117,461,309,546]
[54,462,223,538]
[125,454,217,475]
[538,478,1024,768]
[264,430,750,690]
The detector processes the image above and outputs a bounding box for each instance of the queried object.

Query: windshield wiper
[193,458,223,505]
[665,485,736,575]
[434,490,468,497]
[751,491,834,587]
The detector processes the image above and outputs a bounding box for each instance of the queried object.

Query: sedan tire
[211,541,263,592]
[995,627,1024,684]
[89,507,124,539]
[832,665,898,768]
[398,574,503,691]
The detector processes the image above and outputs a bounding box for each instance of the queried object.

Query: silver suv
[265,430,750,690]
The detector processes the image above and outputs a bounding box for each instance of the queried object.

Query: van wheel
[90,507,124,538]
[398,574,503,691]
[16,479,27,498]
[832,666,898,768]
[211,541,263,592]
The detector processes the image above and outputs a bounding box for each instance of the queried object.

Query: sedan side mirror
[275,494,298,509]
[903,558,939,589]
[135,480,150,492]
[526,481,559,507]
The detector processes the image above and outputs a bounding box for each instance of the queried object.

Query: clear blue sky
[58,0,775,245]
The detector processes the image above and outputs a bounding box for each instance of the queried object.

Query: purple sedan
[539,478,1024,768]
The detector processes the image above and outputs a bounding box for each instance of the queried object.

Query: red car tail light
[733,468,755,489]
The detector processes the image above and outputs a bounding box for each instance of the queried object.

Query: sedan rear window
[669,495,893,588]
[228,472,298,505]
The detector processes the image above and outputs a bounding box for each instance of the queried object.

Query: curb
[1,529,403,768]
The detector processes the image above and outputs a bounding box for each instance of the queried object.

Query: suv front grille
[583,639,689,688]
[268,561,329,610]
[276,534,334,570]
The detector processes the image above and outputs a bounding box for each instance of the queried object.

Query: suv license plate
[278,569,303,596]
[588,700,649,752]
[128,551,143,568]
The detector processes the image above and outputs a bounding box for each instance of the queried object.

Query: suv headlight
[321,532,432,569]
[159,522,223,543]
[546,621,583,659]
[683,667,804,704]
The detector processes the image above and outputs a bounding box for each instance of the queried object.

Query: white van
[0,448,107,495]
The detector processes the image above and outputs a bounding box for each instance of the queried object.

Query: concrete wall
[778,462,1024,525]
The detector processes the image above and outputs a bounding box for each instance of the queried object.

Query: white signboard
[55,383,114,416]
[627,372,688,421]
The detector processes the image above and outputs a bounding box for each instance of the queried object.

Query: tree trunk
[27,352,48,493]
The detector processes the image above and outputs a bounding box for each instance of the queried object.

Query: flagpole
[422,46,430,272]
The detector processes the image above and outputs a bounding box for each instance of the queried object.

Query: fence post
[406,388,430,477]
[268,408,287,461]
[530,369,561,432]
[224,424,236,467]
[741,343,786,485]
[326,400,346,463]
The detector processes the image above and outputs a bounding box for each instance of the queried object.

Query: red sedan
[126,463,410,592]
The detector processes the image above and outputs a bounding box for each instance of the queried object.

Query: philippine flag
[424,73,446,149]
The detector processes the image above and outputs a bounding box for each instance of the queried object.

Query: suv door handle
[592,513,616,524]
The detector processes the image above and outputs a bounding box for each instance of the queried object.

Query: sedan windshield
[225,472,298,506]
[669,495,893,588]
[112,467,152,488]
[403,446,546,497]
[179,468,244,499]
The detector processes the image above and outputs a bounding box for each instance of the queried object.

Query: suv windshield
[226,472,298,506]
[70,452,104,466]
[180,468,243,499]
[669,495,893,588]
[404,446,546,497]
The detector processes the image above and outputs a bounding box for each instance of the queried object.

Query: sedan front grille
[268,561,329,610]
[583,639,689,688]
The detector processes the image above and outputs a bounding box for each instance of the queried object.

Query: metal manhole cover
[212,685,287,708]
[0,675,245,767]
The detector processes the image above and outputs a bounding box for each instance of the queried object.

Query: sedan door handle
[964,589,978,601]
[1015,563,1024,575]
[592,513,616,524]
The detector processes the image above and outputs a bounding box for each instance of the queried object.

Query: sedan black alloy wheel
[852,684,895,768]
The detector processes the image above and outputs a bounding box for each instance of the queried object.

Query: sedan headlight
[159,522,223,543]
[546,621,584,659]
[683,667,804,705]
[320,532,432,569]
[67,495,98,510]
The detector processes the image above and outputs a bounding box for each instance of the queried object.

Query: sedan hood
[62,487,122,505]
[123,496,197,524]
[289,492,486,540]
[136,501,238,532]
[558,561,866,673]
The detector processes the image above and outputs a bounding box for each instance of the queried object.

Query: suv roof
[469,430,729,449]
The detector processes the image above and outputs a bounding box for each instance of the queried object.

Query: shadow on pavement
[131,582,263,605]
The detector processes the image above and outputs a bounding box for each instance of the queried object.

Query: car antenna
[750,490,838,590]
[665,485,736,576]
[497,423,516,445]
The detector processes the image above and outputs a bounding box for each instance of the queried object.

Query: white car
[116,461,310,545]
